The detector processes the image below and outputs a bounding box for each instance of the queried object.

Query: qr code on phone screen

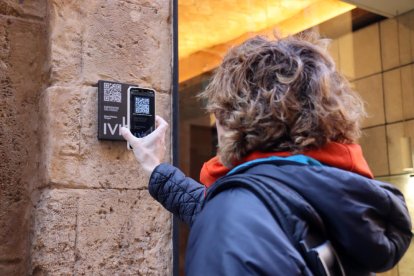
[103,83,122,103]
[135,97,150,114]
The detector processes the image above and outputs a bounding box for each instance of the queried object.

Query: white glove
[121,115,169,176]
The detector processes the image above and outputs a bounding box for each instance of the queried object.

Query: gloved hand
[121,115,169,176]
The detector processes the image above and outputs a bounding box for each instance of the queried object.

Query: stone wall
[0,1,47,275]
[327,11,414,177]
[0,0,173,275]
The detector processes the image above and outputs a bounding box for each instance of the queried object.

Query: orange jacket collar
[200,143,373,187]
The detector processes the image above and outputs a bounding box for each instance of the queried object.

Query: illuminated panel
[179,0,316,59]
[179,0,355,83]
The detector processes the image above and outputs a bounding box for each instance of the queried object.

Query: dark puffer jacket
[149,159,412,275]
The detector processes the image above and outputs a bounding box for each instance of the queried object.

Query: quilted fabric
[149,163,205,225]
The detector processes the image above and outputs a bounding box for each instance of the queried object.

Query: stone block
[31,189,79,275]
[328,39,340,70]
[353,74,385,128]
[0,200,30,260]
[359,126,389,177]
[43,86,171,189]
[383,69,403,123]
[398,10,414,66]
[338,24,381,80]
[380,19,400,70]
[386,122,406,175]
[337,32,355,79]
[0,264,24,276]
[31,188,172,275]
[401,64,414,120]
[0,0,47,19]
[83,1,171,92]
[1,17,47,106]
[403,120,414,166]
[47,1,83,86]
[353,24,382,79]
[48,0,172,92]
[398,240,414,276]
[0,15,46,272]
[74,189,171,275]
[377,267,399,276]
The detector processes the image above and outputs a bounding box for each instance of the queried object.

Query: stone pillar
[0,1,47,275]
[25,0,172,275]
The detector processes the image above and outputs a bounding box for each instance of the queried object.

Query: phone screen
[128,88,155,138]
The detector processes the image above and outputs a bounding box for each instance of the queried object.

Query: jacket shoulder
[186,186,312,275]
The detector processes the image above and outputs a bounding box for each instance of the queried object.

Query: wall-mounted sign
[97,80,134,140]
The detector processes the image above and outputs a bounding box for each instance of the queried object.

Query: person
[121,33,412,275]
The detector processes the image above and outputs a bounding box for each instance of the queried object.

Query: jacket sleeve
[185,187,312,276]
[148,163,205,225]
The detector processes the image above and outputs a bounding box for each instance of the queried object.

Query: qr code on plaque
[135,97,150,114]
[103,83,122,103]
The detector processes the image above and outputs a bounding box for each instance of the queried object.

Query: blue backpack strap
[227,154,323,176]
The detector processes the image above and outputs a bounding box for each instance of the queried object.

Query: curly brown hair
[198,33,366,168]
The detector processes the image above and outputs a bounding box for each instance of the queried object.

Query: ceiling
[179,0,317,59]
[178,0,356,82]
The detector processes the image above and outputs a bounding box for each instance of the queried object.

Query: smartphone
[127,87,155,149]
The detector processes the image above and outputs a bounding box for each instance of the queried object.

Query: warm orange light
[273,0,356,36]
[179,0,318,59]
[179,0,355,83]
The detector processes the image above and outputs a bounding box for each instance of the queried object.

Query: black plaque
[97,80,136,140]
